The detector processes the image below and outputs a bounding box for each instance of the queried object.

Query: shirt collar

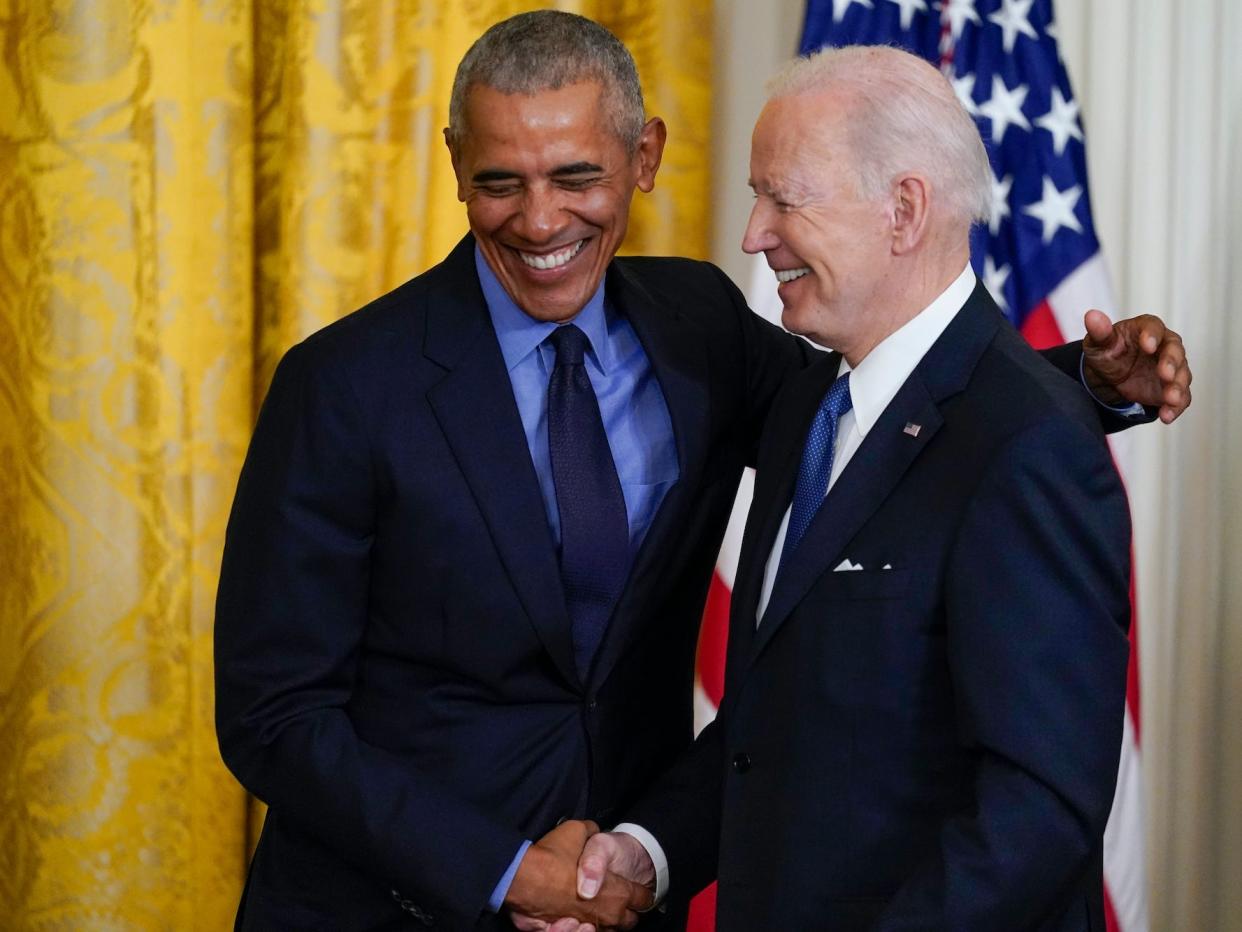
[840,263,975,436]
[475,245,613,373]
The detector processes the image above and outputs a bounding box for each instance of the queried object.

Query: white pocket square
[833,559,894,572]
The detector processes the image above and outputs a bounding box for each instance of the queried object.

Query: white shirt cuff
[612,822,670,903]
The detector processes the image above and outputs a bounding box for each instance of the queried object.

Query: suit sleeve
[1037,341,1157,433]
[214,343,526,921]
[705,262,821,466]
[618,717,728,901]
[874,415,1132,931]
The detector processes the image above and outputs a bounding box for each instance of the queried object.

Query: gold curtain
[0,1,713,928]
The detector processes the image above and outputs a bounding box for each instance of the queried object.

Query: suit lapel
[746,282,1002,666]
[424,237,579,689]
[588,261,711,689]
[721,354,839,692]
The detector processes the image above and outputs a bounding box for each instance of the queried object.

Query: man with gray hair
[216,13,1184,930]
[568,45,1133,931]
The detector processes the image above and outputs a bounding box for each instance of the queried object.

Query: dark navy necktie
[546,325,630,678]
[778,371,853,574]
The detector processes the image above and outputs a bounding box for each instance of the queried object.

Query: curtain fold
[1055,1,1242,927]
[0,2,712,927]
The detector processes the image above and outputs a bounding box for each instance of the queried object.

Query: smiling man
[570,45,1142,932]
[214,13,1190,932]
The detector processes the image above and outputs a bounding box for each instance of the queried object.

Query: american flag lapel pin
[903,422,921,437]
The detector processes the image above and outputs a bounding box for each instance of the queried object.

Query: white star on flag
[833,0,873,22]
[1035,87,1083,155]
[939,0,981,40]
[952,72,978,114]
[989,172,1013,235]
[982,255,1010,311]
[1022,176,1084,243]
[987,0,1039,53]
[884,0,928,30]
[978,74,1031,144]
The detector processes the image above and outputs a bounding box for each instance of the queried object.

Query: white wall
[1057,1,1242,929]
[711,1,1242,928]
[711,0,803,286]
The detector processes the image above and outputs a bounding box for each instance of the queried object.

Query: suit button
[587,699,598,712]
[732,752,751,774]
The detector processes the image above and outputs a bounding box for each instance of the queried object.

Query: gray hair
[767,45,992,229]
[447,11,646,152]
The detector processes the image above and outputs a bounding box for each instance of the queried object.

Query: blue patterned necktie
[546,324,630,678]
[778,371,853,573]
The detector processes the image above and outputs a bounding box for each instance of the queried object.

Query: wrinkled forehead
[457,82,628,166]
[458,78,629,146]
[751,93,854,181]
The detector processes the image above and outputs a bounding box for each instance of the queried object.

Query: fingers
[586,870,654,929]
[547,919,587,932]
[1082,309,1115,347]
[1156,328,1186,379]
[541,819,596,860]
[1153,327,1191,422]
[626,877,655,913]
[510,913,549,931]
[1160,383,1192,422]
[1134,314,1167,355]
[577,834,616,899]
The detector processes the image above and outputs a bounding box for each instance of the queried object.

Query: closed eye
[556,176,600,190]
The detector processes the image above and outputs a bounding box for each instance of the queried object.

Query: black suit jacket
[626,284,1133,931]
[214,236,812,930]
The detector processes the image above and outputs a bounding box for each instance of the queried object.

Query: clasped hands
[505,821,656,932]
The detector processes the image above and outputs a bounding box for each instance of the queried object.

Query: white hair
[767,45,992,229]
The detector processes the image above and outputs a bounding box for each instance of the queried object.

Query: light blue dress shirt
[474,246,678,557]
[476,246,678,911]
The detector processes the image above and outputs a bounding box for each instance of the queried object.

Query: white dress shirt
[755,263,976,623]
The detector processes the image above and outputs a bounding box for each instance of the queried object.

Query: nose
[515,184,569,244]
[742,198,780,255]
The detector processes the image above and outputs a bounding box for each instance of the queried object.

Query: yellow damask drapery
[0,2,713,927]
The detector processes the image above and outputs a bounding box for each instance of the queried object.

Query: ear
[444,127,467,202]
[891,173,931,255]
[633,117,667,193]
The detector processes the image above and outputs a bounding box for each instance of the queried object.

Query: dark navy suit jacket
[214,236,812,930]
[625,284,1133,932]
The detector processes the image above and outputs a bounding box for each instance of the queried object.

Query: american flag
[692,2,1148,930]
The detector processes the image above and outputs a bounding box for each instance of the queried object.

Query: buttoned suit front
[625,283,1133,932]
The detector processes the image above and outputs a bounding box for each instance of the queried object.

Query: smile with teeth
[775,267,811,283]
[518,239,587,271]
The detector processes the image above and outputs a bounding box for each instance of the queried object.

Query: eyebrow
[472,169,521,184]
[550,162,604,177]
[471,162,605,186]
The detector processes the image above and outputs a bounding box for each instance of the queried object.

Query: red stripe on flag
[696,571,731,706]
[688,881,718,932]
[1019,299,1065,351]
[1104,880,1120,932]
